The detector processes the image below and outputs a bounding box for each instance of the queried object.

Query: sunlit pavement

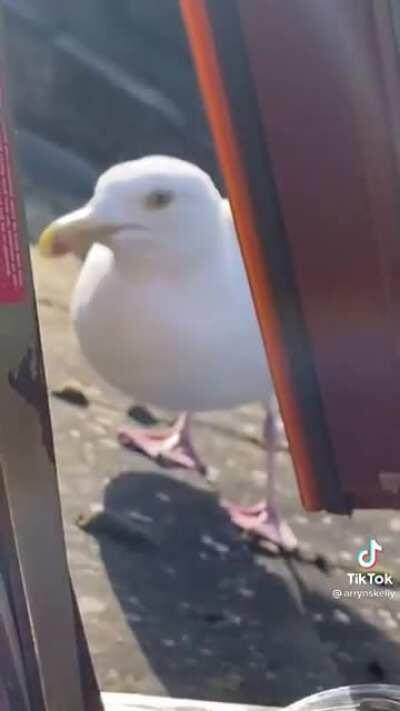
[31,245,400,706]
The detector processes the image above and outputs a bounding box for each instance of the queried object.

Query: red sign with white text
[0,109,24,303]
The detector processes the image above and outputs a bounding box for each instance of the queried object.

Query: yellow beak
[37,205,114,259]
[38,222,63,257]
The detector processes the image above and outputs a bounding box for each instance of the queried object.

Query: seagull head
[38,156,222,268]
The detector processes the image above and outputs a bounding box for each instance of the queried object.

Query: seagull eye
[144,189,174,210]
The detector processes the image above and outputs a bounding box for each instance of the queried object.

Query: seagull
[38,155,297,551]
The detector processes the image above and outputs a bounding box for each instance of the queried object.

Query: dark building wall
[2,0,222,187]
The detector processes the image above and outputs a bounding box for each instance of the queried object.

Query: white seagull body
[71,201,271,413]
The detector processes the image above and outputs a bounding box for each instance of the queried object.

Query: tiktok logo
[357,538,383,569]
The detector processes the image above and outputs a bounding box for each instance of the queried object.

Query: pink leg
[118,413,207,474]
[222,408,298,552]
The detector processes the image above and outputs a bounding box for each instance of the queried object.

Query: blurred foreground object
[0,8,102,710]
[181,0,400,513]
[288,684,400,711]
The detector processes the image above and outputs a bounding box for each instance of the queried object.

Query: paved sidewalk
[31,246,400,707]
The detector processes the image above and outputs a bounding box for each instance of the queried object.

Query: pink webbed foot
[221,499,298,552]
[118,414,207,474]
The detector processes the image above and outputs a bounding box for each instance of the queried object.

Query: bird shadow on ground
[93,471,400,706]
